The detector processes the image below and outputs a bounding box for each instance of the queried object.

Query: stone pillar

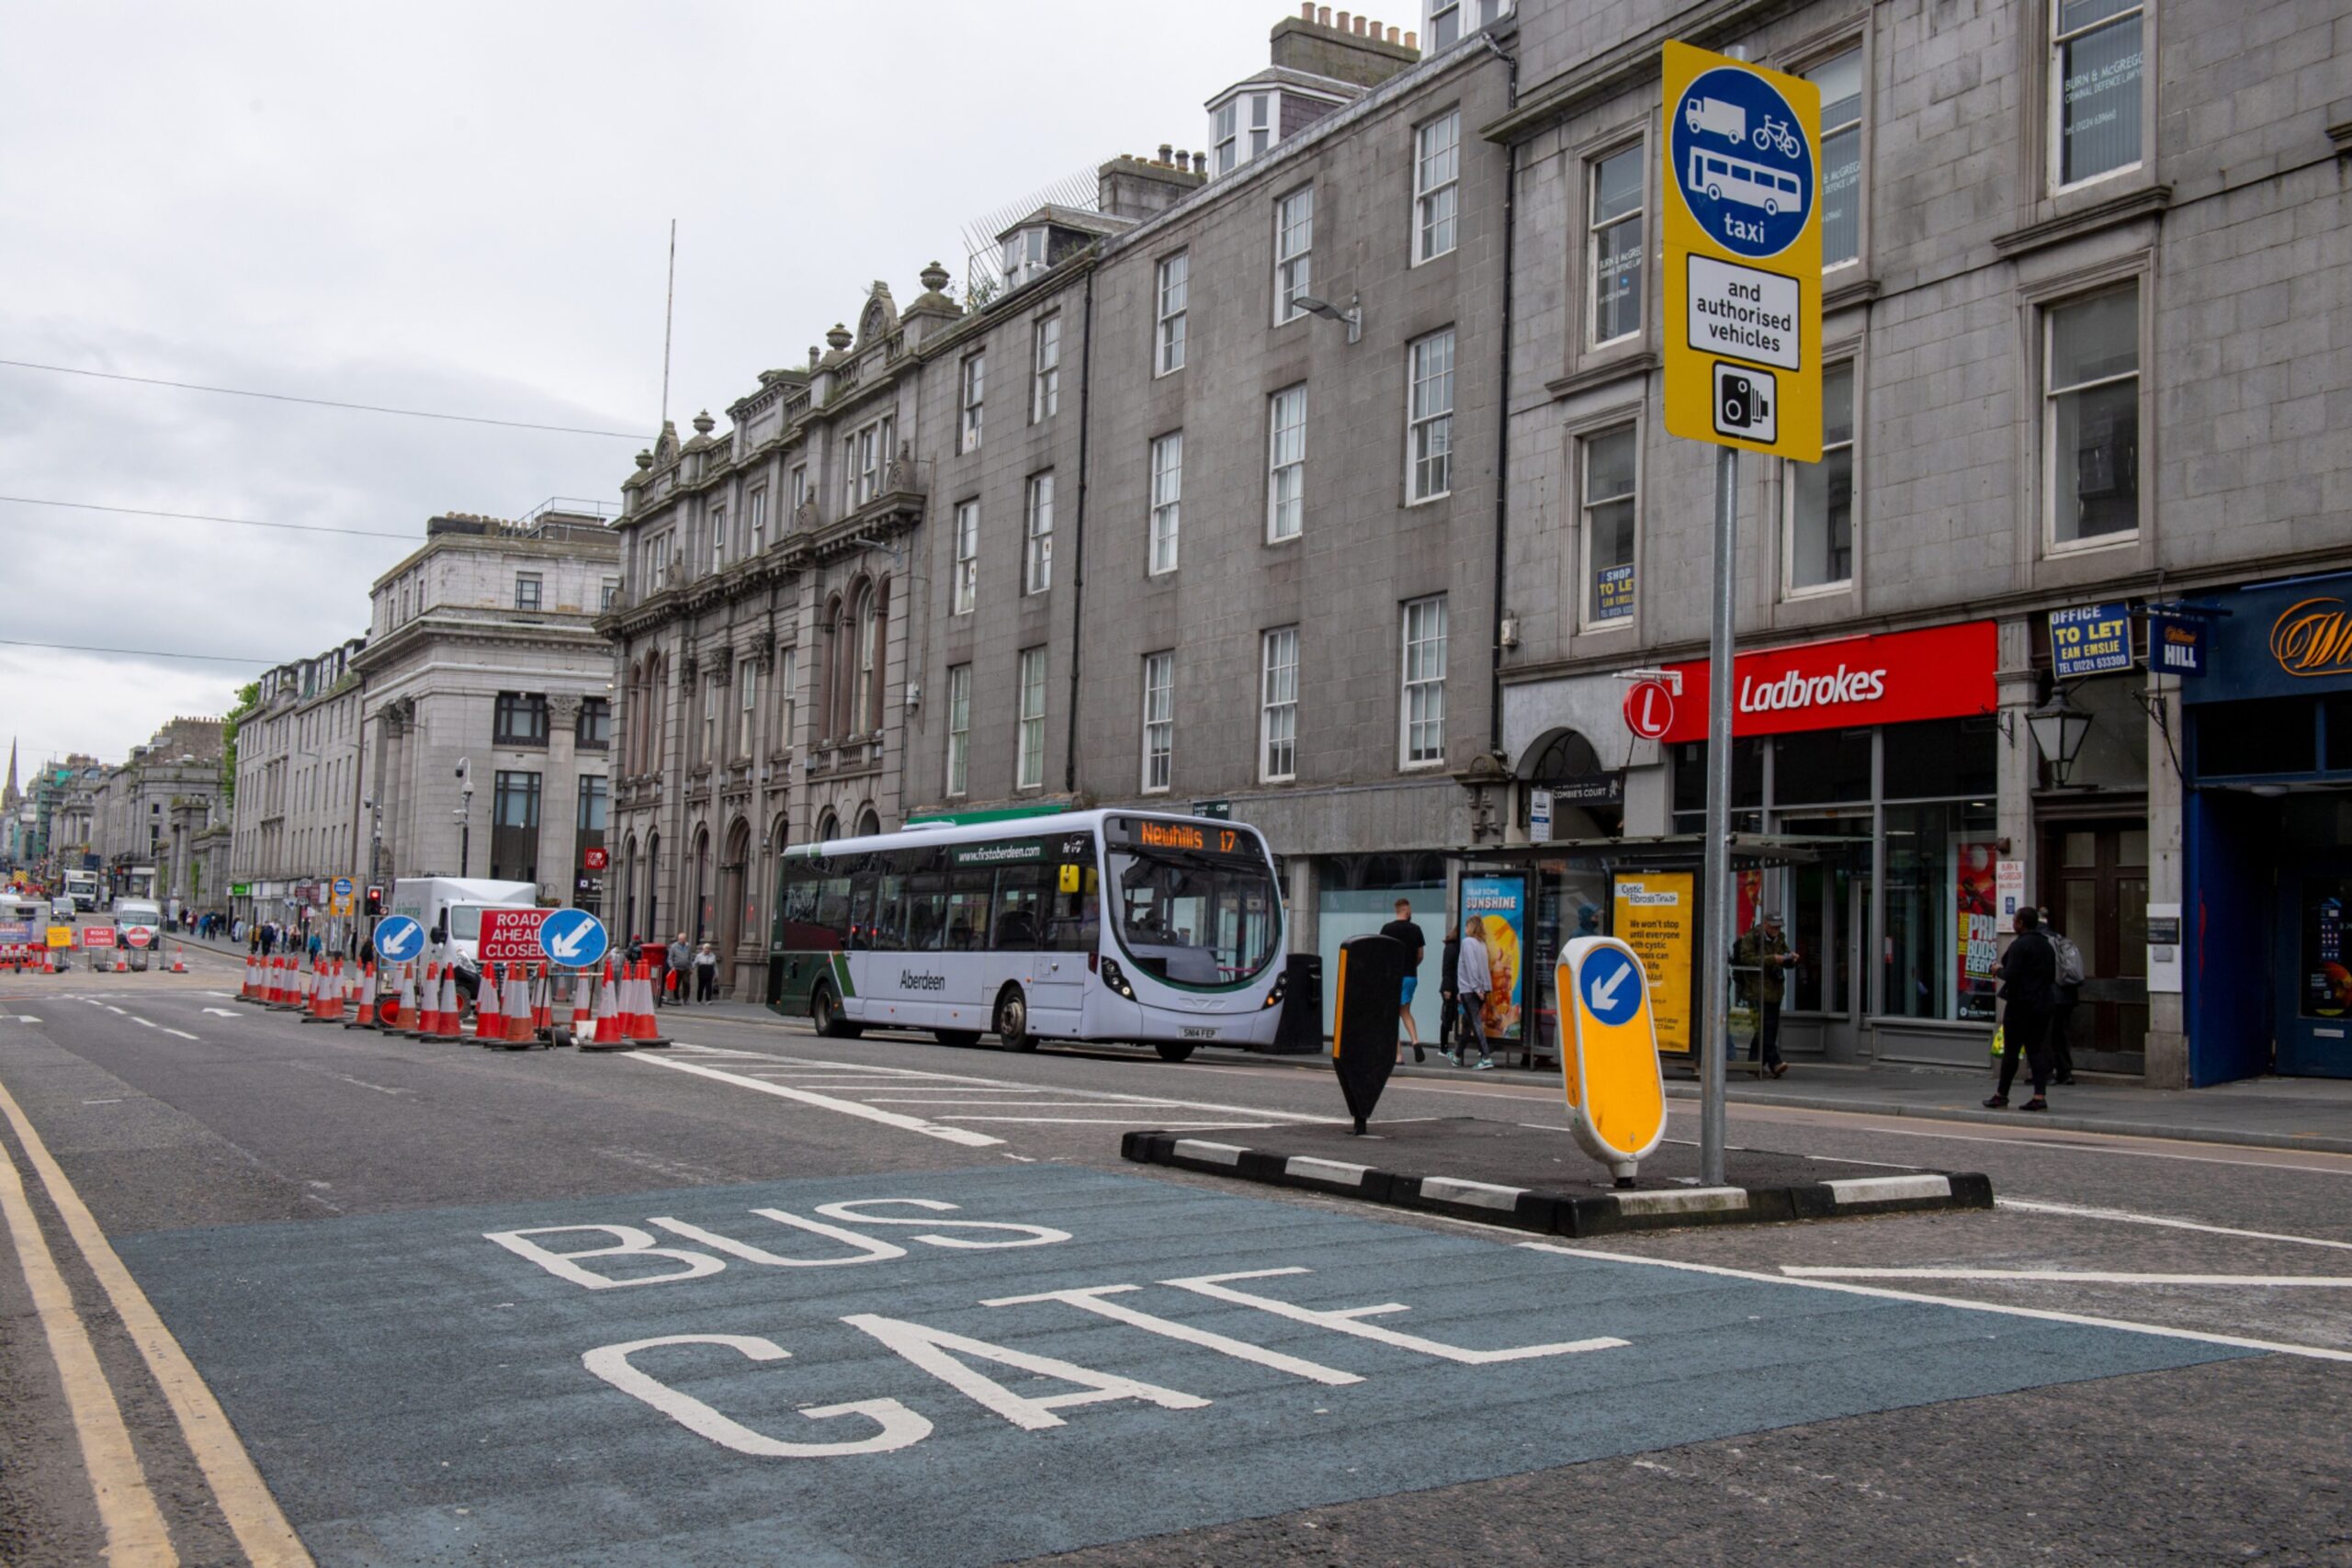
[1287,855,1317,955]
[544,694,582,906]
[2143,670,2188,1089]
[1994,616,2040,947]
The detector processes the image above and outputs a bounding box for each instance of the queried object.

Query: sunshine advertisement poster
[1462,874,1527,1043]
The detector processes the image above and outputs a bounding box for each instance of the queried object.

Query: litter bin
[1268,953,1323,1055]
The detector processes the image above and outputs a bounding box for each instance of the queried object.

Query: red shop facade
[1659,620,2005,1067]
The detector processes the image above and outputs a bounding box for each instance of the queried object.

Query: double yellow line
[0,1074,311,1567]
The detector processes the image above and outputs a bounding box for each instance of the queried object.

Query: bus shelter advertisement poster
[1612,872,1694,1056]
[1957,840,1999,1019]
[1462,875,1527,1043]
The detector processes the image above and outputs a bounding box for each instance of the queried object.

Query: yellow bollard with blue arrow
[1555,936,1669,1188]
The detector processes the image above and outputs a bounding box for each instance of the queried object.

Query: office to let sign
[2051,603,2133,677]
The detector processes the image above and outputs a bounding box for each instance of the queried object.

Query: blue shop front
[2183,571,2352,1083]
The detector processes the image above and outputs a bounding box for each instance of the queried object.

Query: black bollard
[1330,931,1408,1134]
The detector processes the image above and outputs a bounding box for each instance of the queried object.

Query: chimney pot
[1159,142,1174,164]
[1387,24,1400,42]
[1353,14,1367,34]
[1335,10,1350,33]
[1405,28,1418,48]
[1194,150,1207,170]
[1317,6,1332,26]
[1300,0,1315,16]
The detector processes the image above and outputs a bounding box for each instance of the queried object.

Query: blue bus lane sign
[1663,39,1822,461]
[370,914,424,964]
[536,907,609,968]
[108,1165,2247,1566]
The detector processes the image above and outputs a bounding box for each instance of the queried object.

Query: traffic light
[364,886,383,917]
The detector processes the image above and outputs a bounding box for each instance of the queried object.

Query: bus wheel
[812,984,861,1039]
[995,987,1038,1052]
[934,1029,981,1048]
[1154,1042,1196,1064]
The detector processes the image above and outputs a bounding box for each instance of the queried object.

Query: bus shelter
[1446,833,1851,1071]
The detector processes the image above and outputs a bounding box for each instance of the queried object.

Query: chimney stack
[1159,142,1174,164]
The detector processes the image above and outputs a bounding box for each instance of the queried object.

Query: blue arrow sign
[372,915,424,964]
[537,908,609,969]
[1671,65,1815,261]
[1579,947,1644,1028]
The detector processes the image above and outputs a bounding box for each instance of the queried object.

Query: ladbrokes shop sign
[1657,621,1996,742]
[2184,572,2352,706]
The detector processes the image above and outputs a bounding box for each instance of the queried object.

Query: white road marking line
[0,1073,316,1563]
[81,1099,122,1105]
[944,1118,1283,1127]
[0,1093,176,1562]
[162,1029,199,1042]
[1520,1241,2352,1365]
[742,1050,1340,1126]
[1996,1197,2352,1254]
[617,1053,1006,1147]
[202,1009,242,1018]
[128,1015,157,1030]
[869,1100,1187,1109]
[1781,1267,2352,1288]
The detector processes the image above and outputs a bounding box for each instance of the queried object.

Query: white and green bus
[767,809,1288,1061]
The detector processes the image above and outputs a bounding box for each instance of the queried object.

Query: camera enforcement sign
[1663,40,1822,461]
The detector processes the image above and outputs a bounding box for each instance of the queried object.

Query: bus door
[1034,852,1099,1023]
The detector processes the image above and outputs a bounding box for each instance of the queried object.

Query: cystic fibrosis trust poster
[1461,875,1526,1043]
[1612,872,1694,1055]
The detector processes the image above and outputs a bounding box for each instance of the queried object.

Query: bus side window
[945,867,993,952]
[992,866,1045,952]
[906,873,949,952]
[846,881,877,950]
[815,877,854,948]
[872,874,909,952]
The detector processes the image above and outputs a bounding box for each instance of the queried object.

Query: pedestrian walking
[1380,898,1428,1063]
[1986,907,2058,1111]
[1454,920,1494,1069]
[1733,908,1799,1078]
[665,933,691,1007]
[1438,922,1462,1056]
[694,941,719,1003]
[2043,908,2084,1085]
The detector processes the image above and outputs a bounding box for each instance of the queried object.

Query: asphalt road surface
[2,947,2346,1566]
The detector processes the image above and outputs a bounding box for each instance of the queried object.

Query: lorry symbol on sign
[1683,96,1745,141]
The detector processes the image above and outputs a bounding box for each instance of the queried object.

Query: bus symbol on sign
[1670,63,1815,261]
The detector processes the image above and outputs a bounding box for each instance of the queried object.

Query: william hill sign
[2182,573,2352,706]
[2268,598,2352,680]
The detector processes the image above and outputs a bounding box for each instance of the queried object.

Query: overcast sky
[0,0,1304,772]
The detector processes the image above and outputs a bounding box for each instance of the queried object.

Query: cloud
[0,0,1295,766]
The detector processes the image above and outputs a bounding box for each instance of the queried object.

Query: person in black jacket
[1986,907,2057,1111]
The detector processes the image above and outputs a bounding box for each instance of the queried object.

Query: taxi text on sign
[1555,936,1668,1181]
[1662,40,1822,462]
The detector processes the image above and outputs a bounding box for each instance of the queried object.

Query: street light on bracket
[1290,293,1362,344]
[455,758,475,878]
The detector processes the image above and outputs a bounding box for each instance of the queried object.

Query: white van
[387,877,537,998]
[111,897,165,970]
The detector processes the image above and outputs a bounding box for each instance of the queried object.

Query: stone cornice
[1992,185,2173,258]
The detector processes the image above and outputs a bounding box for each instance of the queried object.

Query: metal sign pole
[1700,444,1738,1188]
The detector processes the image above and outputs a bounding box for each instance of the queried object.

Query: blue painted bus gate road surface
[115,1165,2244,1566]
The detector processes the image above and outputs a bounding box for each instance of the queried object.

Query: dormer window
[1001,227,1049,286]
[1214,101,1240,174]
[1213,92,1277,175]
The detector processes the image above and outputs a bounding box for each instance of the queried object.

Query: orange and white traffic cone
[499,964,530,1047]
[380,962,412,1033]
[169,945,188,974]
[348,962,377,1028]
[436,965,463,1041]
[567,968,594,1043]
[629,960,671,1046]
[473,964,503,1043]
[580,962,628,1050]
[302,960,333,1022]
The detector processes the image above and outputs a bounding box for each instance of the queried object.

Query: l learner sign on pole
[1663,41,1822,461]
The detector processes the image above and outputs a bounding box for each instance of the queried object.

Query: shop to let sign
[1662,40,1822,462]
[2051,604,2133,678]
[1611,873,1693,1056]
[1593,565,1635,621]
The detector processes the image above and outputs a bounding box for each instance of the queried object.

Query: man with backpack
[2042,908,2085,1085]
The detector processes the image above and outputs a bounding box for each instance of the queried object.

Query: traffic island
[1121,1116,1991,1237]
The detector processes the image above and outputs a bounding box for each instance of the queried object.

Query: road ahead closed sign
[1663,40,1822,462]
[478,908,554,964]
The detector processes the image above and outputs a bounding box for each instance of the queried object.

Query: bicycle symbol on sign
[1753,113,1802,158]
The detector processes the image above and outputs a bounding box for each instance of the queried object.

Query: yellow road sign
[1662,39,1822,461]
[1556,936,1668,1183]
[45,925,73,950]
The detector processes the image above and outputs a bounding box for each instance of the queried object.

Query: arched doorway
[856,805,882,838]
[1521,728,1623,840]
[690,827,713,942]
[643,832,661,942]
[718,817,752,997]
[620,833,639,942]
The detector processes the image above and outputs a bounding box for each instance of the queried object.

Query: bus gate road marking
[107,1165,2253,1567]
[617,1052,1008,1147]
